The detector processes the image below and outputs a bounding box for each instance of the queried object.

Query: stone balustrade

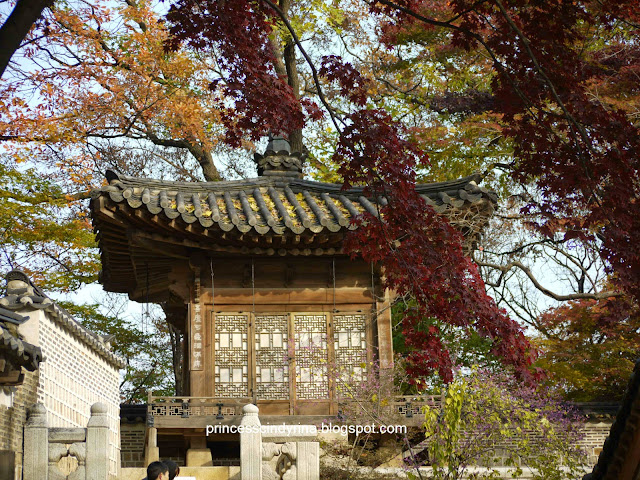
[24,402,110,480]
[240,404,319,480]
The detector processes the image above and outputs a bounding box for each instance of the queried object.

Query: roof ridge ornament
[6,270,36,297]
[253,134,306,179]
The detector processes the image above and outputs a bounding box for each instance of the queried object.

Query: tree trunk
[163,303,189,396]
[284,40,304,153]
[189,144,220,181]
[279,0,304,153]
[0,0,53,79]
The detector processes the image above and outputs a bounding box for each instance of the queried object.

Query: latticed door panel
[294,314,329,400]
[211,312,369,402]
[213,314,249,398]
[254,314,290,400]
[334,313,367,383]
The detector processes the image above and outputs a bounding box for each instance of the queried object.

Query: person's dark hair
[147,461,168,480]
[164,460,180,480]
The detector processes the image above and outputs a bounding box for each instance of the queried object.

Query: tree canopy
[536,295,640,402]
[1,0,639,395]
[162,0,640,384]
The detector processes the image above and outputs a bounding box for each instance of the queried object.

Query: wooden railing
[147,393,442,421]
[387,394,441,419]
[147,394,252,420]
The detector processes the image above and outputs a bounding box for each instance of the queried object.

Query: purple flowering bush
[418,368,588,480]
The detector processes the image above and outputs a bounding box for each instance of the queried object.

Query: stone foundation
[119,466,240,480]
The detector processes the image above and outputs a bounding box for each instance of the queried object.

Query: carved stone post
[69,442,86,480]
[296,442,319,480]
[24,403,48,480]
[86,403,110,480]
[48,444,69,480]
[240,404,262,480]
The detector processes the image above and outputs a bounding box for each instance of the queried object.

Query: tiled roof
[90,149,497,299]
[120,403,147,423]
[0,305,42,372]
[571,402,621,419]
[0,306,29,325]
[0,271,125,369]
[93,169,497,238]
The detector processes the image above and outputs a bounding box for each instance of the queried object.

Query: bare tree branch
[475,256,621,301]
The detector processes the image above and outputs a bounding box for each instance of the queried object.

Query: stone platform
[120,466,240,480]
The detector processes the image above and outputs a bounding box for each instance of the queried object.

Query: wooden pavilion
[90,138,497,465]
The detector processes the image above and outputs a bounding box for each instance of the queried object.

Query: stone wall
[462,417,613,469]
[0,370,38,479]
[120,422,146,468]
[1,270,124,478]
[580,419,613,466]
[34,309,121,476]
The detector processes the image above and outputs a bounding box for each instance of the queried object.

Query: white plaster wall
[0,389,12,408]
[18,310,40,346]
[30,309,121,477]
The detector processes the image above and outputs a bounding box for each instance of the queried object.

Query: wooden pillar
[185,436,213,467]
[144,427,159,465]
[189,266,206,397]
[376,288,394,370]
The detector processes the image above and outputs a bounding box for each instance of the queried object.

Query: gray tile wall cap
[0,321,43,371]
[0,272,125,369]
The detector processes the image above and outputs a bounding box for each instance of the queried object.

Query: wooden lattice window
[334,313,367,382]
[293,314,329,400]
[210,312,367,401]
[213,314,249,398]
[254,314,290,400]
